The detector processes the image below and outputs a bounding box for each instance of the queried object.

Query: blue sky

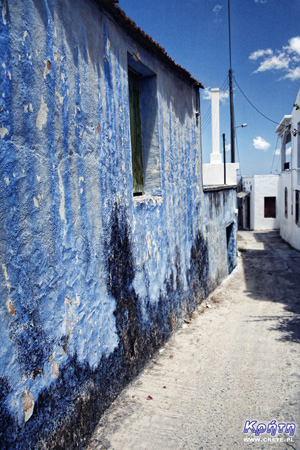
[118,0,300,176]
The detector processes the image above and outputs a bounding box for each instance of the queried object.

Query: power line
[201,74,228,115]
[201,113,211,131]
[202,122,211,134]
[233,76,279,125]
[201,106,211,124]
[220,74,229,93]
[202,117,211,134]
[201,74,228,132]
[201,74,229,136]
[201,106,211,133]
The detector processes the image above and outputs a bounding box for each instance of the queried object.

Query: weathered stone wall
[0,0,237,448]
[204,188,238,290]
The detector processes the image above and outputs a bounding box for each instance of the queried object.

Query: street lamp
[235,123,248,129]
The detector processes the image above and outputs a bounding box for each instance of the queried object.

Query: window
[128,55,161,196]
[283,131,291,170]
[295,191,299,223]
[284,187,288,218]
[264,197,276,218]
[128,68,143,194]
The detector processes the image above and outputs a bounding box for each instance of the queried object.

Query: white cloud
[254,53,289,73]
[203,87,229,104]
[250,36,300,81]
[253,136,270,151]
[284,67,300,80]
[255,0,267,3]
[219,91,229,103]
[213,4,222,14]
[203,88,211,101]
[225,144,231,152]
[212,4,222,23]
[274,148,280,155]
[249,49,273,60]
[287,37,300,55]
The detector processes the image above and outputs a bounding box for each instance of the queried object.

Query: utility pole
[228,0,235,163]
[223,133,226,185]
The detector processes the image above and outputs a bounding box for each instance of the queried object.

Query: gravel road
[87,231,300,450]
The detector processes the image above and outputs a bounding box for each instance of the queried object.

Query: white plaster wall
[203,163,239,186]
[242,175,279,230]
[278,89,300,249]
[253,175,279,230]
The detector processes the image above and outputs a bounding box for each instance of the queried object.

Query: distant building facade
[276,89,300,250]
[238,89,300,250]
[238,174,279,231]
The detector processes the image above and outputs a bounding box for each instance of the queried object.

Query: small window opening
[284,131,291,170]
[264,197,276,218]
[284,187,288,218]
[128,68,143,195]
[128,54,161,197]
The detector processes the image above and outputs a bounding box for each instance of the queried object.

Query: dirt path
[87,231,300,450]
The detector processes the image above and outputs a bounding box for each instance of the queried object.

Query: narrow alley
[88,231,300,450]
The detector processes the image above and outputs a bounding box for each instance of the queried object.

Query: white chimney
[210,88,222,164]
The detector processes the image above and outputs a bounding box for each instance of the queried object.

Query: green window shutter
[128,69,144,194]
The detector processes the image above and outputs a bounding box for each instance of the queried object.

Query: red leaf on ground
[146,395,153,400]
[163,386,167,389]
[169,355,173,359]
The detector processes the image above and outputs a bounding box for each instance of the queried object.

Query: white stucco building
[239,89,300,250]
[238,174,279,230]
[275,89,300,250]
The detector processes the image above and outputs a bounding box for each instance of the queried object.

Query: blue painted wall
[0,0,237,448]
[204,188,238,286]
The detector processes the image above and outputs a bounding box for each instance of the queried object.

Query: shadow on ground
[238,231,300,344]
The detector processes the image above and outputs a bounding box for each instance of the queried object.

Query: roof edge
[96,0,204,89]
[203,185,237,192]
[275,115,292,134]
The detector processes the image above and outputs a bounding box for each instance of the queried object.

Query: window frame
[127,54,161,197]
